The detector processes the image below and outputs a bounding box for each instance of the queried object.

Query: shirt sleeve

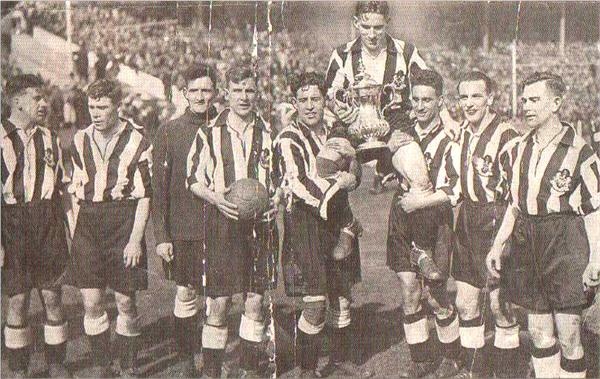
[150,124,171,244]
[577,144,600,215]
[324,47,348,99]
[496,137,520,204]
[186,129,213,190]
[436,141,461,206]
[407,45,428,75]
[131,137,152,199]
[275,135,340,220]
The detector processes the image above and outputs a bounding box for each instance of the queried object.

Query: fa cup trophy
[335,67,433,195]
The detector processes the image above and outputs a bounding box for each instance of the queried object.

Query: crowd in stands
[3,2,600,134]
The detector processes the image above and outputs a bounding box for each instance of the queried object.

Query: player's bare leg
[4,292,32,378]
[454,281,486,377]
[239,292,267,376]
[173,286,200,377]
[114,291,142,377]
[427,281,461,378]
[555,312,586,377]
[396,272,438,378]
[488,288,520,378]
[81,288,113,377]
[528,313,561,378]
[202,296,229,378]
[40,288,70,378]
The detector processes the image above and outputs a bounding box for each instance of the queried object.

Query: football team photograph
[1,1,600,378]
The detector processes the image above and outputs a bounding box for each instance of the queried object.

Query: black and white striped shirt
[502,124,600,216]
[457,114,519,204]
[1,120,65,204]
[187,109,275,194]
[325,34,427,108]
[68,119,152,202]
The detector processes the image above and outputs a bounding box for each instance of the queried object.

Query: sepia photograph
[1,1,599,378]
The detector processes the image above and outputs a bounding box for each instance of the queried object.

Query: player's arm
[398,140,461,212]
[124,140,152,268]
[486,202,519,278]
[275,136,354,220]
[579,145,600,288]
[151,123,172,247]
[186,130,239,220]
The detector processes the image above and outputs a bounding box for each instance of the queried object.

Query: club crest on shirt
[43,148,56,168]
[472,155,493,177]
[424,152,433,172]
[550,169,572,193]
[259,148,270,169]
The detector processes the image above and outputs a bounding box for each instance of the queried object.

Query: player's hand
[397,192,424,213]
[124,241,143,268]
[486,243,505,279]
[212,188,239,220]
[280,105,297,128]
[156,242,174,263]
[325,138,356,158]
[440,107,461,142]
[387,130,414,153]
[334,99,359,125]
[583,261,600,289]
[261,190,281,222]
[336,172,357,190]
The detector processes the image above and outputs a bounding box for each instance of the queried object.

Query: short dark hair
[355,1,390,18]
[520,71,566,98]
[289,72,326,97]
[457,71,495,94]
[225,65,256,86]
[5,74,44,99]
[411,69,444,96]
[182,64,218,88]
[87,79,123,104]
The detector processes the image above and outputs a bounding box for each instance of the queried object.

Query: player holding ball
[187,65,278,378]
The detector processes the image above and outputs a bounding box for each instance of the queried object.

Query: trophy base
[356,141,389,164]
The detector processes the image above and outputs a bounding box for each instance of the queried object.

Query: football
[225,178,270,220]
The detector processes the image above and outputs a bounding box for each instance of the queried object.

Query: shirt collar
[414,118,442,140]
[524,122,575,147]
[296,120,327,140]
[183,106,217,126]
[212,108,267,133]
[466,111,497,137]
[84,118,130,138]
[3,118,41,137]
[348,34,397,54]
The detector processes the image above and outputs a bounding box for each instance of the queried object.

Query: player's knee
[114,292,137,317]
[206,297,229,326]
[7,294,29,325]
[489,292,514,326]
[557,326,583,358]
[455,293,479,320]
[176,286,197,303]
[41,290,64,323]
[528,321,555,349]
[299,296,327,334]
[174,286,198,318]
[244,292,264,321]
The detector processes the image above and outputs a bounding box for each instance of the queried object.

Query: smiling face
[88,96,119,132]
[411,85,442,126]
[226,78,257,118]
[13,87,48,125]
[354,13,388,53]
[293,84,325,128]
[184,76,215,114]
[458,80,493,126]
[521,80,562,129]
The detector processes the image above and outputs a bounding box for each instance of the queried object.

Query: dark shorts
[163,240,206,289]
[502,213,589,313]
[1,200,68,296]
[282,203,361,297]
[386,192,454,275]
[70,200,148,293]
[204,205,278,298]
[453,200,505,289]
